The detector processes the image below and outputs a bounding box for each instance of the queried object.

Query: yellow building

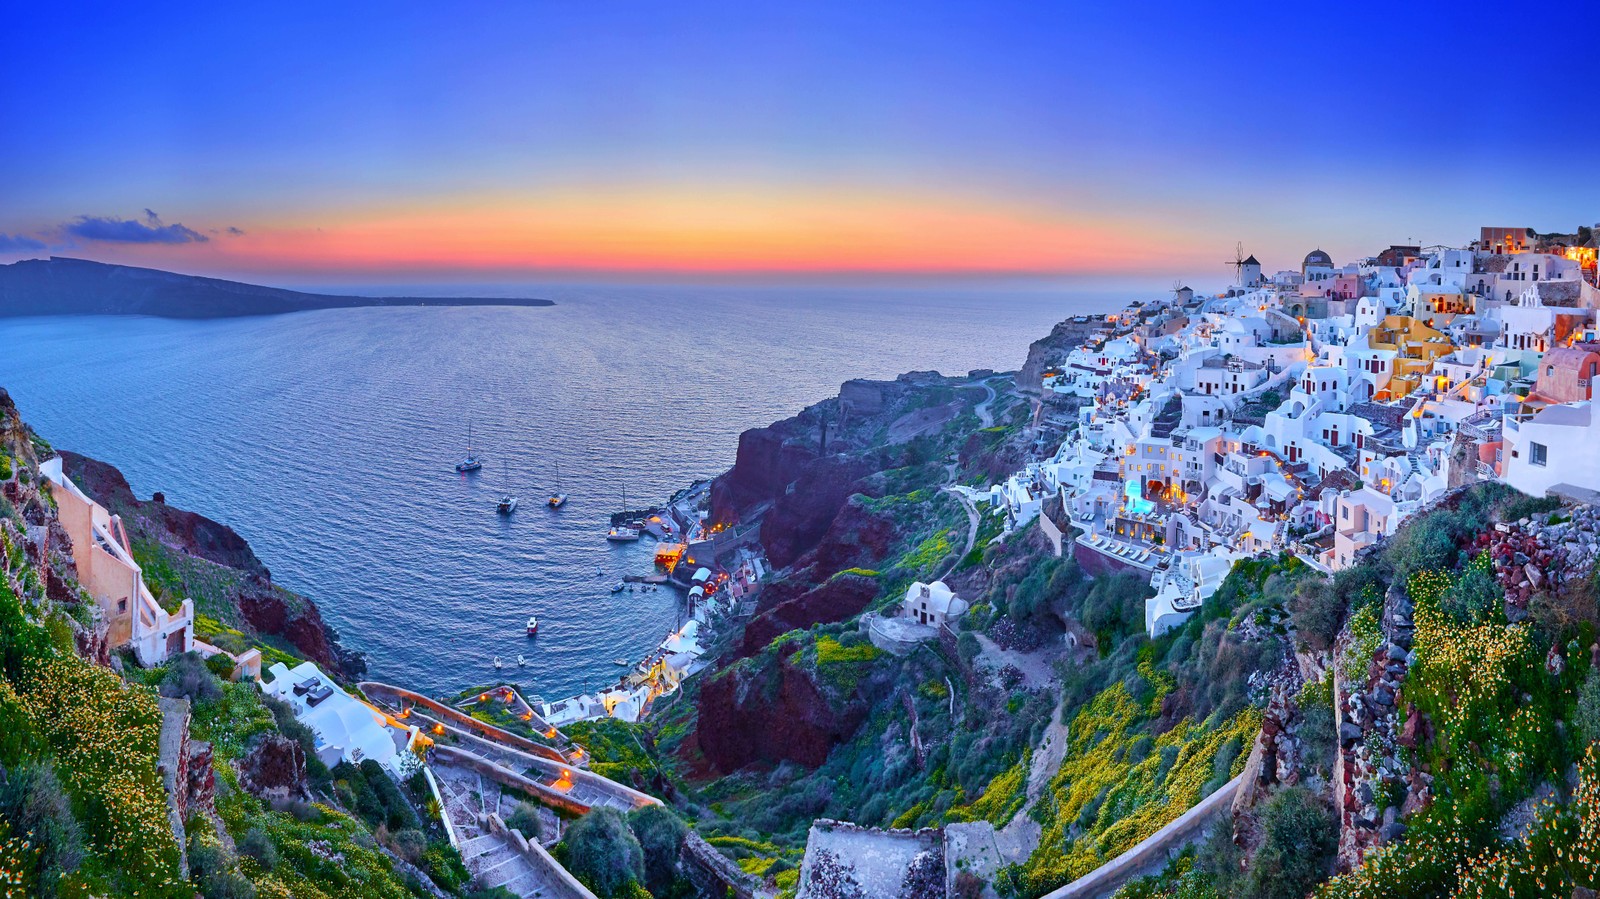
[1367,315,1452,400]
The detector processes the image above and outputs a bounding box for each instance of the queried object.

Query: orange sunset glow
[150,189,1173,278]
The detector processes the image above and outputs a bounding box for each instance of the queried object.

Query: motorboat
[517,655,527,667]
[613,658,629,666]
[526,615,539,636]
[493,656,504,670]
[610,582,626,593]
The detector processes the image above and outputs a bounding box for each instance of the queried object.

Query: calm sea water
[0,284,1129,697]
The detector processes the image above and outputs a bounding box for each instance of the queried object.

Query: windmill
[1224,242,1248,286]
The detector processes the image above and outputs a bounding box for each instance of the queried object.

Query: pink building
[1531,346,1600,404]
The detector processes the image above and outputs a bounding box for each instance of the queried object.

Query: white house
[902,581,968,628]
[1502,401,1600,499]
[262,661,401,772]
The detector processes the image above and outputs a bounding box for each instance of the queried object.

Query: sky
[2,1,1597,288]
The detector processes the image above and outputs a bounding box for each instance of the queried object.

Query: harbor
[497,477,769,728]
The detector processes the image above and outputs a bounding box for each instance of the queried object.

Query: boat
[456,421,483,472]
[517,655,527,667]
[605,483,641,541]
[525,615,539,636]
[493,656,504,670]
[548,461,568,508]
[613,658,629,666]
[610,582,625,593]
[497,461,518,514]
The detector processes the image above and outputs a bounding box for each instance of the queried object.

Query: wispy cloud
[225,226,245,236]
[0,233,47,252]
[63,209,208,244]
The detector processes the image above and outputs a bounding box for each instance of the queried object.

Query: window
[117,598,128,613]
[1530,442,1548,467]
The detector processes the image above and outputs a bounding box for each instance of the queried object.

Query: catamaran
[548,461,568,508]
[456,421,483,472]
[497,460,518,514]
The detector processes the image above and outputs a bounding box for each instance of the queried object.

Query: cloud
[63,210,208,244]
[0,233,47,252]
[226,226,245,236]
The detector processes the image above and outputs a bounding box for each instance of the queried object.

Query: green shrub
[237,826,277,871]
[1241,787,1336,899]
[205,653,237,680]
[628,804,688,895]
[160,651,223,704]
[392,828,428,863]
[1578,667,1600,746]
[0,761,84,896]
[566,806,646,898]
[200,870,256,899]
[506,802,543,840]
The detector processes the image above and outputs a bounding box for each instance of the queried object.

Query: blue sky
[2,1,1596,285]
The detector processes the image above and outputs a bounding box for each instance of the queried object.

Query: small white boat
[613,658,629,666]
[610,582,626,593]
[526,616,539,636]
[517,655,527,667]
[493,656,504,670]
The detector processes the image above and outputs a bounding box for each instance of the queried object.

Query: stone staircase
[459,831,548,898]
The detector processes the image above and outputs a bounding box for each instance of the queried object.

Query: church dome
[1304,248,1333,268]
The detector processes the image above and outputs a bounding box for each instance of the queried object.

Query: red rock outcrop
[696,648,871,771]
[740,573,880,657]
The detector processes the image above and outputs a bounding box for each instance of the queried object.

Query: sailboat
[606,482,641,542]
[456,421,483,472]
[496,460,518,515]
[548,461,569,508]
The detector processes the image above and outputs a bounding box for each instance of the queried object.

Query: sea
[0,283,1133,698]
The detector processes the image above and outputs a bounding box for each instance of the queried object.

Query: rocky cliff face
[1017,317,1101,392]
[696,646,873,770]
[740,572,880,657]
[57,450,359,675]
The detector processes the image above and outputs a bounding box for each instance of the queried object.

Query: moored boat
[606,525,640,542]
[549,461,568,508]
[456,420,483,472]
[526,615,539,636]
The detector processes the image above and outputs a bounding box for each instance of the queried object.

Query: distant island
[0,256,554,319]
